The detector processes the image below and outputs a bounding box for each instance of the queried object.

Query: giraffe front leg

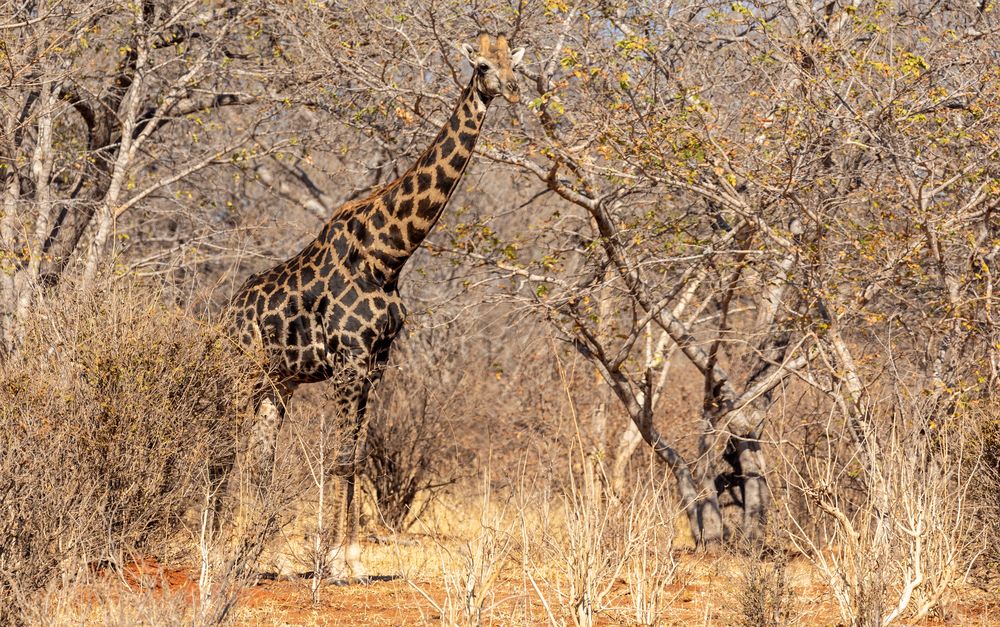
[323,375,373,584]
[325,437,369,583]
[344,431,369,581]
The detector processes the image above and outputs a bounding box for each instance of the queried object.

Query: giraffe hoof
[325,575,370,586]
[268,552,301,581]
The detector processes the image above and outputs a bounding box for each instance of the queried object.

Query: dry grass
[233,488,995,626]
[6,478,993,626]
[0,282,994,625]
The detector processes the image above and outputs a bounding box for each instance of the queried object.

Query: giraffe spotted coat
[226,33,525,580]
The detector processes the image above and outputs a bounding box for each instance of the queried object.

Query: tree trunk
[733,434,769,543]
[610,420,643,496]
[630,392,725,547]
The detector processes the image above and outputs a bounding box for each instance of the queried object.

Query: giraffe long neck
[354,81,489,284]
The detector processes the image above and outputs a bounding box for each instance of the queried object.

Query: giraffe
[228,33,525,580]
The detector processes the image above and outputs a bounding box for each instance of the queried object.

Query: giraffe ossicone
[227,33,526,582]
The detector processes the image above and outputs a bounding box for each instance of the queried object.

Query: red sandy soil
[89,552,999,626]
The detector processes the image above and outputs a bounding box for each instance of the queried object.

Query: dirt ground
[85,540,998,626]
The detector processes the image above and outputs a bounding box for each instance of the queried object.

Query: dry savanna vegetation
[1,0,998,625]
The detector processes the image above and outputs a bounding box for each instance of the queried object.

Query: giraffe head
[459,33,526,104]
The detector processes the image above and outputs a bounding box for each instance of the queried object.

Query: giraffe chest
[232,268,405,385]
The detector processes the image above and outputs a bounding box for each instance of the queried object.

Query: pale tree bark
[80,27,148,289]
[11,81,55,321]
[609,269,707,496]
[0,113,24,351]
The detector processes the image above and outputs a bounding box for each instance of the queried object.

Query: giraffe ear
[510,47,526,68]
[459,43,477,65]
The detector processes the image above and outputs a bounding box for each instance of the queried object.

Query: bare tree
[0,0,301,350]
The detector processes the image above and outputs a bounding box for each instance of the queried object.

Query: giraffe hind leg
[248,389,303,579]
[202,388,275,541]
[249,391,287,494]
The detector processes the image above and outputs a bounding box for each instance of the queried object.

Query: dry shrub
[784,400,983,626]
[620,470,681,627]
[735,546,792,627]
[0,280,259,623]
[421,475,518,627]
[364,367,465,533]
[544,452,679,627]
[961,404,1000,583]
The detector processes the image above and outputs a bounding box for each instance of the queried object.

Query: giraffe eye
[477,62,490,74]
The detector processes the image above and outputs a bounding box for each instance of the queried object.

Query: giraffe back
[230,214,405,388]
